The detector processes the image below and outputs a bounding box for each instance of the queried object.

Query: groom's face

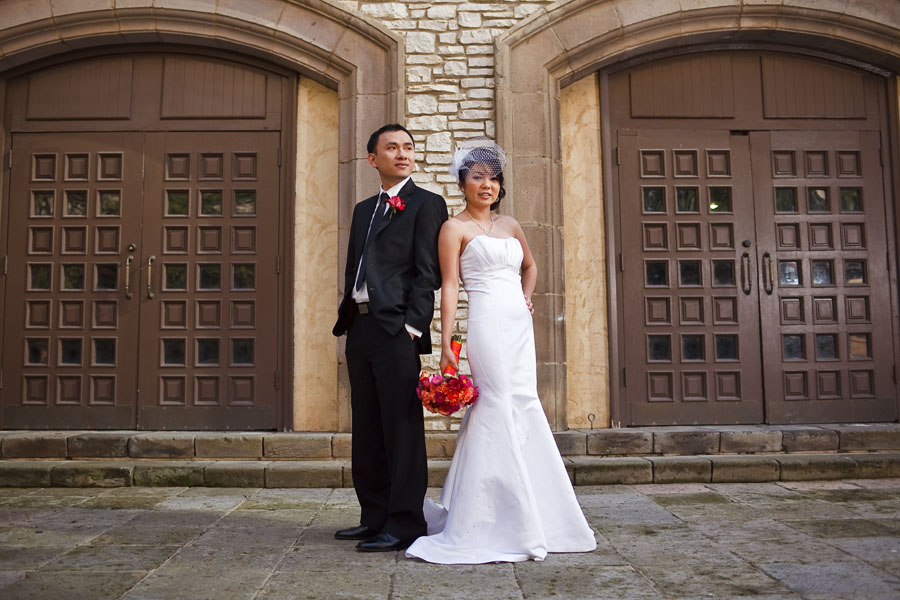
[368,130,415,183]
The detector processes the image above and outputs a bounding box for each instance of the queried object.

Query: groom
[333,124,448,551]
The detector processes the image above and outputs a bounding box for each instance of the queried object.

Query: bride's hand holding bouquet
[418,334,478,416]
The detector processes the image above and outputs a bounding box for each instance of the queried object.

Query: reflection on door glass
[232,339,255,365]
[779,261,800,286]
[29,264,52,290]
[642,187,665,213]
[848,333,871,359]
[712,261,735,286]
[60,339,82,365]
[811,261,833,286]
[676,187,698,213]
[27,339,49,365]
[807,188,830,212]
[708,187,732,212]
[63,264,85,290]
[200,191,223,216]
[782,334,805,360]
[32,191,54,216]
[682,335,705,361]
[233,264,255,289]
[646,261,668,286]
[166,190,189,216]
[715,334,738,360]
[98,191,121,216]
[95,264,118,290]
[197,339,220,365]
[234,190,257,215]
[163,339,186,365]
[679,261,702,286]
[198,264,222,290]
[164,264,187,290]
[647,335,671,361]
[775,188,797,212]
[815,334,837,360]
[844,260,866,285]
[840,188,862,213]
[65,191,87,216]
[94,339,116,365]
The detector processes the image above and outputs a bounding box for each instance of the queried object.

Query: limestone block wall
[334,1,560,430]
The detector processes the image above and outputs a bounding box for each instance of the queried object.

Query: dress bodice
[459,235,523,294]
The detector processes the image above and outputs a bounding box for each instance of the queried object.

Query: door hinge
[275,254,281,274]
[622,366,627,387]
[277,147,282,167]
[274,370,281,390]
[618,252,624,272]
[615,146,620,166]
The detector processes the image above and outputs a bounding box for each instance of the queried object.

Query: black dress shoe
[356,532,410,552]
[334,525,378,540]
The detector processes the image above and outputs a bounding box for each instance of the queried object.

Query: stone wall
[334,1,558,429]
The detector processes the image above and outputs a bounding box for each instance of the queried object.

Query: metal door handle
[147,255,156,299]
[740,252,752,295]
[125,256,134,299]
[763,252,774,295]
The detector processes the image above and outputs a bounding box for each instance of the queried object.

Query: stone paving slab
[0,480,897,599]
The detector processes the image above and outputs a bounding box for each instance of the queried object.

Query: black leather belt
[357,302,370,314]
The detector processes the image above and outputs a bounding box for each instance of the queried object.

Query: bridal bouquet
[417,335,479,416]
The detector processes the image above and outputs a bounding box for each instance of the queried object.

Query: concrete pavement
[1,480,899,599]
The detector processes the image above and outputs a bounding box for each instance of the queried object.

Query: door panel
[619,130,764,424]
[2,133,144,428]
[138,132,280,429]
[751,130,897,423]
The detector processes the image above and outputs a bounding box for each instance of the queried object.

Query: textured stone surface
[1,434,69,458]
[263,434,331,459]
[196,434,263,458]
[720,430,783,453]
[587,430,653,455]
[572,457,653,485]
[1,480,897,599]
[553,430,586,455]
[652,456,713,483]
[49,462,133,487]
[711,456,781,483]
[654,431,719,455]
[265,461,343,488]
[204,462,267,487]
[782,428,839,452]
[777,454,859,481]
[67,433,131,458]
[129,435,195,459]
[133,462,205,487]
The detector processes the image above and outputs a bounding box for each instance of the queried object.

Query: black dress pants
[345,312,427,542]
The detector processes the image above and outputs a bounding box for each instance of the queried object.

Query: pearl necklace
[464,209,494,237]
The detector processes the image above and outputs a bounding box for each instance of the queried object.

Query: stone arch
[0,1,404,431]
[496,0,900,429]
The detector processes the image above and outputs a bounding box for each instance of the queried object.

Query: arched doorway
[2,50,292,429]
[497,0,900,428]
[609,50,897,425]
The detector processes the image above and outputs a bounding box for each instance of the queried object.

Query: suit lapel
[371,179,416,240]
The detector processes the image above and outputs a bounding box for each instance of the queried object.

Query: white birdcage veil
[448,137,507,182]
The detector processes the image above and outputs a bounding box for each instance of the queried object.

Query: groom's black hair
[367,124,415,154]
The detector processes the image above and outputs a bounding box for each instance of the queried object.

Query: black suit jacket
[333,179,448,354]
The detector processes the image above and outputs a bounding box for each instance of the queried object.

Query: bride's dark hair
[456,147,507,211]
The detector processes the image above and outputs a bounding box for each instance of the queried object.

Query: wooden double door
[1,131,280,429]
[617,128,896,424]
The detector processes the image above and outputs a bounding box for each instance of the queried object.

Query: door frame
[0,47,298,431]
[601,47,900,426]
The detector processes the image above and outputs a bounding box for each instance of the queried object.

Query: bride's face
[461,163,500,208]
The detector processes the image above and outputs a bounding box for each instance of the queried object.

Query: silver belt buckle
[357,302,369,314]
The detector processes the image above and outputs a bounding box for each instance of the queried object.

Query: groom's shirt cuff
[405,323,422,338]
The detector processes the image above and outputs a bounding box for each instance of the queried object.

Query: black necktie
[354,193,388,292]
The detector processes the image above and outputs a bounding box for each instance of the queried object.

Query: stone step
[2,453,899,488]
[1,424,898,461]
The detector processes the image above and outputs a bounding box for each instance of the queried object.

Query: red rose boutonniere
[387,195,405,218]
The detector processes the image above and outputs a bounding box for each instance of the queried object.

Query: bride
[405,139,596,564]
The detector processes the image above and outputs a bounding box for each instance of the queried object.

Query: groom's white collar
[380,176,411,199]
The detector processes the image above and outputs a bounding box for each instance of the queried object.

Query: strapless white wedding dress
[406,235,596,564]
